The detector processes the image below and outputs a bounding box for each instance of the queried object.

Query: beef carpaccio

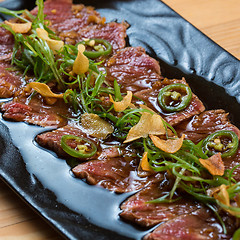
[0,0,240,240]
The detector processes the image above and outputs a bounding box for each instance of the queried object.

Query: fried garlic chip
[199,153,224,176]
[36,28,64,53]
[124,112,165,143]
[140,152,152,171]
[109,91,132,112]
[212,184,230,206]
[81,113,114,139]
[150,134,185,153]
[5,21,32,33]
[25,82,64,98]
[73,44,89,74]
[209,184,240,217]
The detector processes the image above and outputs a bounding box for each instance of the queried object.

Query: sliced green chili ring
[61,135,97,158]
[78,38,112,59]
[157,83,192,113]
[202,130,239,158]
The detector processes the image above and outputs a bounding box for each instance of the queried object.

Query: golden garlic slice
[5,21,32,33]
[81,113,114,139]
[36,28,64,53]
[124,112,165,143]
[25,82,63,98]
[72,44,89,74]
[199,153,224,176]
[140,152,152,171]
[150,134,185,153]
[109,91,133,112]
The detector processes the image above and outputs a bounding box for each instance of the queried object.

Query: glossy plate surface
[0,0,240,239]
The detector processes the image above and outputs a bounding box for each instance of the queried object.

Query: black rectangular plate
[1,1,240,240]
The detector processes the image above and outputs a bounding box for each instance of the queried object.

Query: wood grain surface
[1,0,240,239]
[163,0,240,59]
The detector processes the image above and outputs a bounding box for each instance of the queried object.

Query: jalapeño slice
[202,130,239,158]
[78,38,112,59]
[158,83,192,113]
[61,135,97,158]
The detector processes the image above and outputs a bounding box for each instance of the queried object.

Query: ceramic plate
[0,0,240,239]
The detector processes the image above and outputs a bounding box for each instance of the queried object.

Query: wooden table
[1,0,240,239]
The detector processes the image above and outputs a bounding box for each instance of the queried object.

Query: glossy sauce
[1,59,237,239]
